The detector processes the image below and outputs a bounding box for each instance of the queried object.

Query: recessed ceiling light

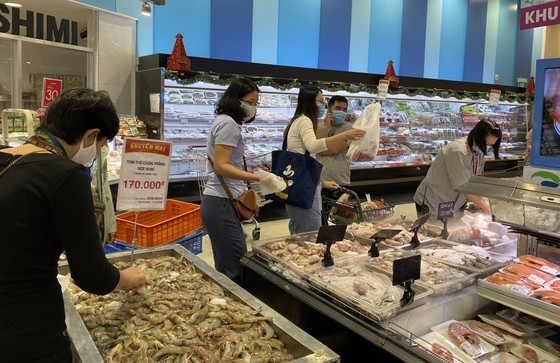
[5,3,23,7]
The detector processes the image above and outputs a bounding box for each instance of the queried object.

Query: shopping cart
[189,146,270,240]
[322,187,395,225]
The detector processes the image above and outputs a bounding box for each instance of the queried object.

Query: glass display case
[150,77,529,181]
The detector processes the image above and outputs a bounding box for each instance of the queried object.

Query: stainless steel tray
[400,238,513,276]
[59,244,340,363]
[303,259,432,323]
[362,250,479,297]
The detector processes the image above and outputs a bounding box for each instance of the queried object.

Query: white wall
[94,11,136,114]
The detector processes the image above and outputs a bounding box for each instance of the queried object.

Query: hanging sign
[41,77,62,107]
[520,0,560,30]
[378,79,390,100]
[116,138,172,211]
[489,89,501,106]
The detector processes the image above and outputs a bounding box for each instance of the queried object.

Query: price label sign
[378,79,390,100]
[42,77,63,107]
[437,201,455,220]
[489,89,501,106]
[116,138,172,211]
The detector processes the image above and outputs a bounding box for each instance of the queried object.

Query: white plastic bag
[255,170,286,195]
[346,103,381,162]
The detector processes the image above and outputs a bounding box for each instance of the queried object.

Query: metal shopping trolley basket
[190,146,270,240]
[322,187,395,225]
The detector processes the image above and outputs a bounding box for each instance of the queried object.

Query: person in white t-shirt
[284,86,365,234]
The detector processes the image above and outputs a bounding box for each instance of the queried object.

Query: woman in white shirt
[284,85,365,234]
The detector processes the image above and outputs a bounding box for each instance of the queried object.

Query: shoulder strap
[283,117,311,156]
[0,150,41,178]
[207,157,252,202]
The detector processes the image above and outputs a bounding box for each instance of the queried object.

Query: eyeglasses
[241,99,259,107]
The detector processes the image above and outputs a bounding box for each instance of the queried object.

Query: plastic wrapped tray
[304,258,431,323]
[401,238,512,276]
[414,331,476,363]
[430,320,495,360]
[362,250,479,297]
[510,343,559,363]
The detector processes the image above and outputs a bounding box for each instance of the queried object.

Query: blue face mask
[317,103,326,118]
[331,110,347,125]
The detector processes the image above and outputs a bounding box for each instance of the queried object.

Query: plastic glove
[255,170,286,195]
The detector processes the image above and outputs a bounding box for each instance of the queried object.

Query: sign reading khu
[0,3,78,45]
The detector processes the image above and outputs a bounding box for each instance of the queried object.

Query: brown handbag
[208,156,259,221]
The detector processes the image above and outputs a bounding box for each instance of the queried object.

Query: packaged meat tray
[58,245,340,363]
[496,308,555,332]
[305,258,431,323]
[363,250,479,297]
[510,343,559,363]
[401,238,512,276]
[414,331,476,363]
[528,337,560,357]
[430,320,495,360]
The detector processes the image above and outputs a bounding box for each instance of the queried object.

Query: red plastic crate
[115,200,202,248]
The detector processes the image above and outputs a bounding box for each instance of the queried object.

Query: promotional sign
[41,77,62,107]
[488,89,501,106]
[378,79,390,100]
[520,0,560,30]
[116,138,172,211]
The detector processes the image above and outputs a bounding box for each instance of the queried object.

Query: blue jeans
[285,183,322,234]
[200,195,247,285]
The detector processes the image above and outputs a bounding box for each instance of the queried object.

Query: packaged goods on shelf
[141,77,529,184]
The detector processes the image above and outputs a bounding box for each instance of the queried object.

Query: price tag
[489,89,501,106]
[540,265,558,275]
[437,201,455,220]
[527,274,546,286]
[392,255,421,286]
[116,138,172,211]
[42,78,63,107]
[378,79,390,100]
[316,225,347,244]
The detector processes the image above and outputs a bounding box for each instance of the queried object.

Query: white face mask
[71,136,97,165]
[240,101,257,121]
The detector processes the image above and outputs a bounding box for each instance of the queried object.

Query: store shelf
[477,279,560,328]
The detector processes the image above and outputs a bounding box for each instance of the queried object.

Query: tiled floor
[197,201,419,267]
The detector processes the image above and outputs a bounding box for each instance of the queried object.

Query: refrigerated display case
[458,176,560,326]
[132,68,528,200]
[239,216,560,362]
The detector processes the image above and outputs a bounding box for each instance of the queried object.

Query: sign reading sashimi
[520,0,560,30]
[116,138,172,211]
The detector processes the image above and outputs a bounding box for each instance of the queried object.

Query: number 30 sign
[42,78,63,107]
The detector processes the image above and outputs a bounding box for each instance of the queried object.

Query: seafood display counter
[58,244,340,363]
[240,231,507,363]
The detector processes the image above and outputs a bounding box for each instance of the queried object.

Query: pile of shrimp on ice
[68,255,294,363]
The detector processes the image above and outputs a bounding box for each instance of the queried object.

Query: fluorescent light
[141,1,151,16]
[5,3,23,7]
